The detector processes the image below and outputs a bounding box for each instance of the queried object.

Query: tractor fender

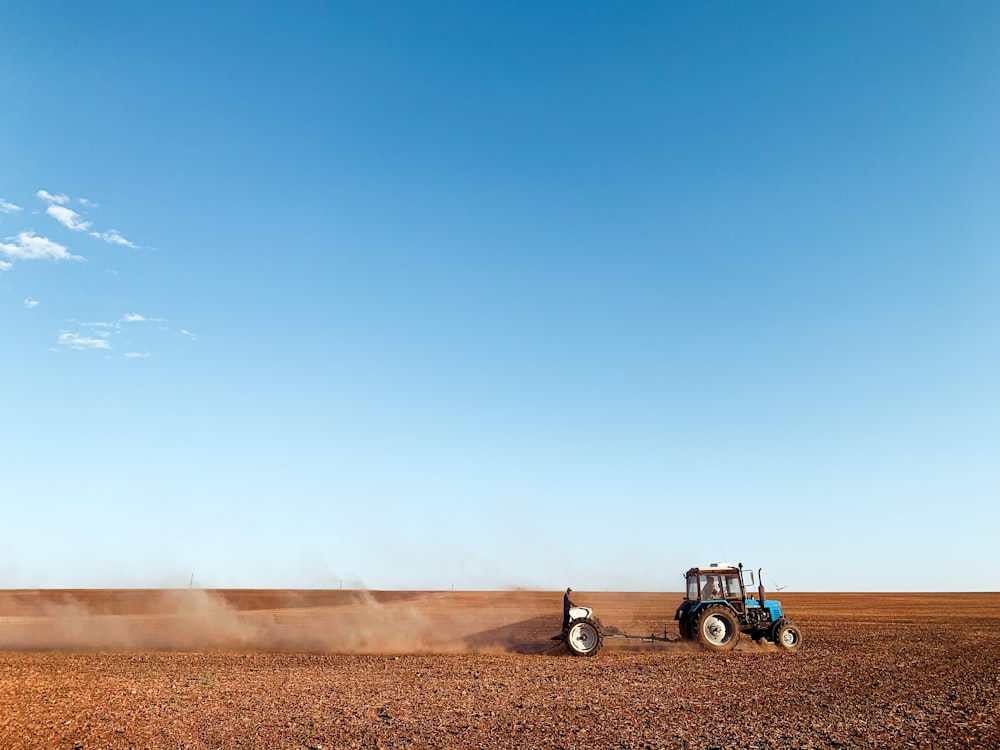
[681,600,733,620]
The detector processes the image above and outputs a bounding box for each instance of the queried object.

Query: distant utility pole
[189,573,194,588]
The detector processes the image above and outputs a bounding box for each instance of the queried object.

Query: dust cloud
[0,589,524,654]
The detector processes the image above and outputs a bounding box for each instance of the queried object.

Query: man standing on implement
[562,587,576,633]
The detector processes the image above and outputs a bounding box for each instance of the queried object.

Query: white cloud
[0,199,22,214]
[0,231,83,261]
[120,312,162,325]
[51,312,184,357]
[93,229,138,248]
[58,332,111,350]
[24,297,39,309]
[37,189,140,248]
[36,190,69,205]
[73,314,162,332]
[47,205,93,232]
[0,259,11,271]
[73,319,114,330]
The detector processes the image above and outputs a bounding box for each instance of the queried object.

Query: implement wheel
[696,605,740,652]
[566,617,603,657]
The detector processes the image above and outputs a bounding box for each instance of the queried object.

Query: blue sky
[2,2,997,591]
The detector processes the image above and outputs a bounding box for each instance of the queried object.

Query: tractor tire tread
[695,604,740,653]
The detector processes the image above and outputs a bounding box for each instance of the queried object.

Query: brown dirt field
[1,590,998,748]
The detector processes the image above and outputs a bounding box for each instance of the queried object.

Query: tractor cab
[685,563,748,612]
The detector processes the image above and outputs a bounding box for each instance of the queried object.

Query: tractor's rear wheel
[773,619,802,652]
[565,617,603,657]
[696,605,740,652]
[678,614,695,640]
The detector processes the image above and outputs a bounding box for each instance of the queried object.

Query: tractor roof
[687,563,740,575]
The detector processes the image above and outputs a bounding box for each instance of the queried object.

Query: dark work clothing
[562,591,576,631]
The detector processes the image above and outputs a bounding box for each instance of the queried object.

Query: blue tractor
[674,563,802,652]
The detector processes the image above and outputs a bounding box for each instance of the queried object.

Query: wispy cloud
[94,229,138,248]
[120,312,164,325]
[72,319,115,330]
[71,313,160,333]
[36,190,69,205]
[47,204,93,232]
[9,188,176,354]
[58,331,111,350]
[56,314,193,356]
[0,231,84,261]
[37,189,138,248]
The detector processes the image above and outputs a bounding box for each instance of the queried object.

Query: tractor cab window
[699,575,722,599]
[721,574,743,599]
[687,576,700,600]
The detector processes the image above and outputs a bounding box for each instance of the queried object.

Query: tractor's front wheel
[696,605,740,652]
[565,617,603,657]
[773,619,803,652]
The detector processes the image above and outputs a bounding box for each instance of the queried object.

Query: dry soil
[1,590,997,749]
